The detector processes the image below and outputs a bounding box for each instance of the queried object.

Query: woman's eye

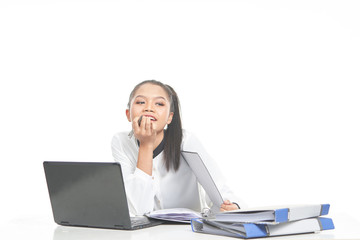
[156,102,165,106]
[136,101,145,104]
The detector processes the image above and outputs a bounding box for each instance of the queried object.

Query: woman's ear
[167,112,174,125]
[126,109,131,122]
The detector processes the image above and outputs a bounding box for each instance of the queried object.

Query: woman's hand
[132,116,157,148]
[220,200,240,212]
[132,116,157,176]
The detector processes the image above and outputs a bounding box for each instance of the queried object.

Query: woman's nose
[144,103,154,112]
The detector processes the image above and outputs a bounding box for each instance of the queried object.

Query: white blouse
[111,129,244,216]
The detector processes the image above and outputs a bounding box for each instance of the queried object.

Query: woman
[111,80,244,216]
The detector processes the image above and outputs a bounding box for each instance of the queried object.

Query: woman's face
[126,83,174,133]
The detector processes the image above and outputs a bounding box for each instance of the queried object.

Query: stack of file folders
[191,204,335,238]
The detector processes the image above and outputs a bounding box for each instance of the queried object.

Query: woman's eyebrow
[134,95,147,99]
[135,95,167,101]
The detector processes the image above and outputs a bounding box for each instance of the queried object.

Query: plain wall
[1,0,359,226]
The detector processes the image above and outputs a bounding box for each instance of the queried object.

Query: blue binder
[212,204,330,224]
[191,217,335,239]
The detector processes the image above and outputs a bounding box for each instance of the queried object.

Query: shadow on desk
[53,224,339,240]
[53,214,360,240]
[53,222,190,240]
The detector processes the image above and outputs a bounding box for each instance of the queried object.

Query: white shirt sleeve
[182,131,247,210]
[111,133,156,216]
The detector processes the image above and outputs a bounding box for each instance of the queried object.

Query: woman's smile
[143,114,157,121]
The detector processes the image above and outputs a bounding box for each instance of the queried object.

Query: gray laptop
[43,161,163,230]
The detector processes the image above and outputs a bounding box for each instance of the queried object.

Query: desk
[3,213,360,240]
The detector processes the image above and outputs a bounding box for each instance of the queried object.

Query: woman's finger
[144,116,151,131]
[132,116,141,132]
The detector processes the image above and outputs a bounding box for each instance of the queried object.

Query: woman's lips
[143,115,157,121]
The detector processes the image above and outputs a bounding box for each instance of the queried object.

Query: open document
[146,208,202,223]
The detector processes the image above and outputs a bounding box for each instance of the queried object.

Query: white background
[1,0,359,231]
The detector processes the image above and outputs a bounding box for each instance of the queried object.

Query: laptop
[43,161,163,230]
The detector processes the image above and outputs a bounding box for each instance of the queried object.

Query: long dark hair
[127,80,183,172]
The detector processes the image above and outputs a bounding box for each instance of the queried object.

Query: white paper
[146,208,202,223]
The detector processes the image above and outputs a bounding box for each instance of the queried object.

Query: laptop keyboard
[130,216,163,229]
[131,217,152,226]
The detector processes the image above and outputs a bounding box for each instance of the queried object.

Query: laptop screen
[43,162,132,229]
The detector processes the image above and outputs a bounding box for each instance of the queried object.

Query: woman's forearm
[137,143,154,176]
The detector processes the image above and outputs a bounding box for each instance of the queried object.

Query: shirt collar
[129,130,166,159]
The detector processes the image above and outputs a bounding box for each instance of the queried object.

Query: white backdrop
[1,0,359,228]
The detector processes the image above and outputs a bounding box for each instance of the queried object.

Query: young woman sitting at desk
[111,80,244,216]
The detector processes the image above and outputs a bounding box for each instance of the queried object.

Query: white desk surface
[2,213,360,240]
